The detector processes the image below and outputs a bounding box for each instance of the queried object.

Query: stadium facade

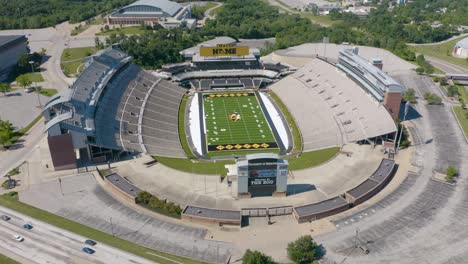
[43,47,186,170]
[107,0,195,28]
[337,48,404,121]
[0,35,28,82]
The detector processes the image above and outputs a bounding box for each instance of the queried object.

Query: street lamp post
[29,60,42,108]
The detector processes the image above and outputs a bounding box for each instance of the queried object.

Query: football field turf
[202,92,277,153]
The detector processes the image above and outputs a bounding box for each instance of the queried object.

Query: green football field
[203,92,277,153]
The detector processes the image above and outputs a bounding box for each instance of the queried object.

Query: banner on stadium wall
[200,44,249,57]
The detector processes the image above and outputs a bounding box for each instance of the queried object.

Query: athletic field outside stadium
[202,92,278,153]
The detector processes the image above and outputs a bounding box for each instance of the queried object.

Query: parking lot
[0,90,48,129]
[20,173,233,263]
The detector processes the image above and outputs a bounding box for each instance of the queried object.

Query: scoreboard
[237,154,288,197]
[200,44,250,57]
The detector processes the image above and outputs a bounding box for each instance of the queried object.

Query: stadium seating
[94,64,187,158]
[270,59,396,152]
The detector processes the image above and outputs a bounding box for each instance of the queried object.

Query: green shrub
[242,249,274,264]
[445,166,458,183]
[136,191,182,218]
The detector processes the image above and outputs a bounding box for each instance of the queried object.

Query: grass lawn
[61,46,97,77]
[0,254,19,264]
[410,36,468,70]
[61,46,97,62]
[62,61,83,76]
[287,147,340,170]
[301,13,340,27]
[203,92,277,155]
[155,156,234,176]
[268,91,302,154]
[97,26,150,36]
[453,106,468,138]
[454,82,468,103]
[35,88,58,97]
[23,72,44,82]
[0,195,205,264]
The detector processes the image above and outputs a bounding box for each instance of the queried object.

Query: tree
[424,92,442,105]
[440,77,448,86]
[0,118,14,148]
[0,83,12,96]
[16,74,32,90]
[447,85,458,97]
[416,54,425,65]
[287,235,319,264]
[402,88,416,103]
[415,67,424,75]
[242,250,274,264]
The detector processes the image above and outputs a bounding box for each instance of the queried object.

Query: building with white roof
[337,48,404,121]
[453,37,468,59]
[107,0,195,28]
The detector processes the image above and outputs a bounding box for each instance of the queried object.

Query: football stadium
[42,37,409,230]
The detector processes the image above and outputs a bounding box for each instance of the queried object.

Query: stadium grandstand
[270,58,397,152]
[107,0,196,28]
[160,37,295,90]
[43,47,186,170]
[337,48,404,121]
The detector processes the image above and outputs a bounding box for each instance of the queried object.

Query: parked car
[82,247,95,254]
[1,215,10,221]
[23,224,33,230]
[24,88,33,93]
[14,235,24,242]
[85,239,96,246]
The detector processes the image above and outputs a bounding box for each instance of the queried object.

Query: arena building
[0,35,28,82]
[107,0,196,28]
[453,37,468,59]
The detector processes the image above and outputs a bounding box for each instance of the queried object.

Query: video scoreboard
[237,154,288,197]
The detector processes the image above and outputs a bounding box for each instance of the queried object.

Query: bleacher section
[140,80,187,157]
[270,59,397,152]
[91,56,187,158]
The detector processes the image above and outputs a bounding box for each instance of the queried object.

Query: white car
[14,235,24,242]
[24,88,33,93]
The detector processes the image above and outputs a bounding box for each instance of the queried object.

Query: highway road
[425,55,468,75]
[0,206,156,264]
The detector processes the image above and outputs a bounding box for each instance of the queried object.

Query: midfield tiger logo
[229,112,241,122]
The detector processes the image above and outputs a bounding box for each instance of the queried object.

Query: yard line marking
[235,96,253,142]
[221,98,235,143]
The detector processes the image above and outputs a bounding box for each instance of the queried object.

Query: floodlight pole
[396,102,410,153]
[29,60,42,108]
